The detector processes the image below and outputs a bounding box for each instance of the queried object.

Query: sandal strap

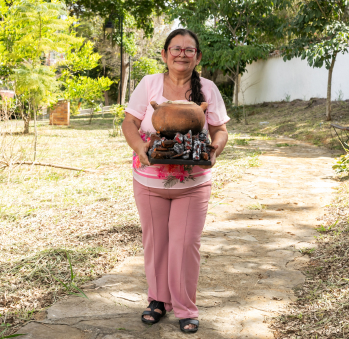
[148,300,165,312]
[142,309,162,322]
[179,318,199,328]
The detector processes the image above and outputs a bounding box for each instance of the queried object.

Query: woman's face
[161,34,202,75]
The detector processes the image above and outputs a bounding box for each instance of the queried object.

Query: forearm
[122,119,144,154]
[211,130,228,157]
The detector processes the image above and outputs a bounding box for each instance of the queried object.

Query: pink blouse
[125,73,230,189]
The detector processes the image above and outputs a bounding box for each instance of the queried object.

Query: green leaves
[11,61,59,107]
[170,0,289,79]
[132,57,164,84]
[1,0,80,64]
[63,75,113,107]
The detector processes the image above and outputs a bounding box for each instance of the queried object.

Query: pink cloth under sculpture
[133,179,212,318]
[125,73,230,189]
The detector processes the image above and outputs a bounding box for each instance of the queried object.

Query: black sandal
[179,318,199,333]
[141,300,166,324]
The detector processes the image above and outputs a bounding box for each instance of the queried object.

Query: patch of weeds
[234,139,249,146]
[250,132,275,140]
[316,220,338,233]
[299,247,316,255]
[276,143,291,147]
[246,202,266,210]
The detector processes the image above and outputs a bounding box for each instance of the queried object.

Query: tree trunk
[23,113,30,134]
[326,53,337,121]
[33,105,37,161]
[234,63,240,106]
[104,91,109,106]
[118,53,130,105]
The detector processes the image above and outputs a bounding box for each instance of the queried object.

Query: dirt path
[17,136,339,339]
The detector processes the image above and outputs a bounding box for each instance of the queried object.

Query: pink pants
[133,179,211,318]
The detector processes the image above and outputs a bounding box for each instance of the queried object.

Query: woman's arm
[122,113,150,166]
[201,124,228,169]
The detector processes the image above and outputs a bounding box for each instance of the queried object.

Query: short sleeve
[206,82,230,126]
[125,77,148,120]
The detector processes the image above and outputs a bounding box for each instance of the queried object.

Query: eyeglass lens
[170,47,196,57]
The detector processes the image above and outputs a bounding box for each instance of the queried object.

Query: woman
[122,29,229,333]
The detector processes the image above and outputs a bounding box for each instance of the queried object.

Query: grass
[271,181,349,338]
[227,98,349,151]
[0,113,260,336]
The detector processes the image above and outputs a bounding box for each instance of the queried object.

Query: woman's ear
[161,49,167,64]
[196,52,202,66]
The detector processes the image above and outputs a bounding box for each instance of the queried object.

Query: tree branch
[315,0,327,19]
[0,161,97,172]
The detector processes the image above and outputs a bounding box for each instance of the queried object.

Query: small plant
[316,220,339,233]
[234,138,249,146]
[285,93,291,102]
[246,202,266,210]
[0,325,25,338]
[336,89,344,102]
[299,247,316,255]
[110,104,126,136]
[333,153,349,174]
[276,143,290,147]
[52,251,88,299]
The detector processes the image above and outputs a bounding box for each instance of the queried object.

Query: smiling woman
[121,28,230,333]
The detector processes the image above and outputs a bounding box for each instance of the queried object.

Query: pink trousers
[133,179,211,318]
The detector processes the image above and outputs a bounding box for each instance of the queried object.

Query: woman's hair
[163,29,205,105]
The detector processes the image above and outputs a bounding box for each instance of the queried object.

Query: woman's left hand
[199,144,218,169]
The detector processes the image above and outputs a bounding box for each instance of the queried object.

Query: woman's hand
[135,141,151,166]
[199,124,228,169]
[199,144,218,169]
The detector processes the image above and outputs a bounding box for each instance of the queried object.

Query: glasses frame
[168,46,198,58]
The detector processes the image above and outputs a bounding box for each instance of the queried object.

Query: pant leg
[133,179,173,310]
[167,181,212,318]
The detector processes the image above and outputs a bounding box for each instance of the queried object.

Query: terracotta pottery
[151,100,208,138]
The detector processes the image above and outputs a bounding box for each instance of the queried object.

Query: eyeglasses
[168,46,197,58]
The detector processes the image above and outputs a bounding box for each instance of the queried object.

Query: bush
[110,104,126,136]
[333,153,349,174]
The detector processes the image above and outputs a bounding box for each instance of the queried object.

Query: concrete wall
[237,52,349,105]
[49,100,70,126]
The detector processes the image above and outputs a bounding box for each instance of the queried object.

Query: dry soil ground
[16,134,340,339]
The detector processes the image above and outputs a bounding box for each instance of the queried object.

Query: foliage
[66,0,179,36]
[63,76,113,109]
[333,153,349,174]
[0,0,78,67]
[12,62,58,109]
[282,0,349,120]
[109,104,125,136]
[171,0,290,101]
[60,41,101,74]
[132,57,163,84]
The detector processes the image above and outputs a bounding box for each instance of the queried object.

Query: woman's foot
[179,318,199,332]
[141,300,166,324]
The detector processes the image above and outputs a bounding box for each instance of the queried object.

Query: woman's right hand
[135,141,151,166]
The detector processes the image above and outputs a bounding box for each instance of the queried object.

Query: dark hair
[163,29,205,105]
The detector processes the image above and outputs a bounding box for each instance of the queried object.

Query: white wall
[238,53,349,105]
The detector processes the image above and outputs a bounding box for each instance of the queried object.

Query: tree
[0,0,79,133]
[66,0,176,36]
[282,0,349,121]
[12,62,58,159]
[172,0,289,105]
[63,75,113,123]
